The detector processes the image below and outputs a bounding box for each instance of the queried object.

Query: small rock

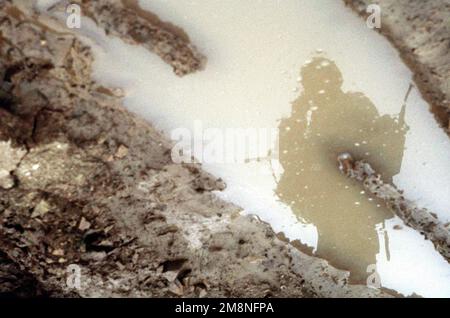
[79,217,91,231]
[106,155,114,162]
[115,145,129,159]
[81,251,107,262]
[168,280,184,296]
[116,261,125,270]
[31,200,51,218]
[198,288,207,298]
[98,240,114,248]
[0,171,14,189]
[162,270,179,282]
[52,249,65,256]
[104,225,114,233]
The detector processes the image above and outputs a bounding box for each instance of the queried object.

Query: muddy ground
[0,0,448,298]
[344,0,450,131]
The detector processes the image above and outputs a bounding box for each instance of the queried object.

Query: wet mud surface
[0,0,448,298]
[0,0,391,298]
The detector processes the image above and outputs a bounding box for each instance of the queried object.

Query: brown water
[276,57,409,282]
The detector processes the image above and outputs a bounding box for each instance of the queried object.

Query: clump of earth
[0,0,448,298]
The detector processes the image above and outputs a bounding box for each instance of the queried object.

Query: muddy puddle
[276,57,409,282]
[49,0,450,296]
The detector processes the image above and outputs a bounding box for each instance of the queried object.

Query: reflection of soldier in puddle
[276,57,408,282]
